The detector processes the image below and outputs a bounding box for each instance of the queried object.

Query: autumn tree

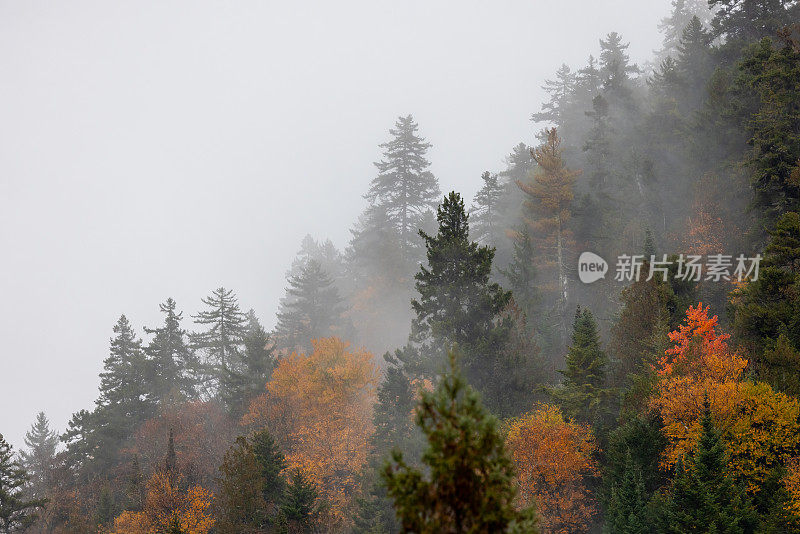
[383,351,539,533]
[0,434,43,533]
[518,128,579,346]
[243,337,377,530]
[505,404,596,534]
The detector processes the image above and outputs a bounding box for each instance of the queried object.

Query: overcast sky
[0,0,669,449]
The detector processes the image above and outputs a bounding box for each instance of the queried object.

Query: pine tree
[552,307,613,429]
[382,350,539,533]
[531,63,577,127]
[675,16,714,102]
[143,298,196,402]
[599,32,639,105]
[501,228,539,322]
[250,429,286,507]
[365,115,441,263]
[663,401,758,533]
[275,259,345,354]
[216,436,268,533]
[470,171,505,247]
[710,0,800,45]
[19,412,58,501]
[191,287,247,400]
[0,434,43,533]
[656,0,715,62]
[410,192,516,412]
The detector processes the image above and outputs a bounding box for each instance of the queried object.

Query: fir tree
[382,350,539,533]
[191,287,247,400]
[663,401,758,533]
[0,434,43,533]
[501,228,539,322]
[599,32,639,105]
[710,0,800,45]
[365,115,441,263]
[552,307,614,429]
[604,451,650,534]
[216,436,269,533]
[656,0,715,62]
[19,412,58,502]
[250,429,286,507]
[531,63,577,127]
[275,259,345,354]
[143,298,196,402]
[220,310,275,416]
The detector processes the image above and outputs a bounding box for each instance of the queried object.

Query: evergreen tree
[604,451,650,534]
[500,228,540,327]
[663,402,758,533]
[216,436,268,533]
[409,192,517,413]
[552,307,614,429]
[19,412,58,501]
[599,32,639,105]
[275,259,345,354]
[470,171,505,247]
[191,287,247,400]
[656,0,715,62]
[365,115,441,263]
[710,0,800,46]
[0,434,43,533]
[531,63,577,127]
[382,350,539,533]
[251,429,286,507]
[675,16,714,102]
[220,311,275,416]
[93,315,153,469]
[280,470,318,532]
[143,298,196,402]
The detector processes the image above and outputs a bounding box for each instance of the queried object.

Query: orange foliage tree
[243,337,378,530]
[650,304,800,490]
[505,404,597,534]
[112,471,214,534]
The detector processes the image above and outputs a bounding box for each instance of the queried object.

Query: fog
[0,1,666,450]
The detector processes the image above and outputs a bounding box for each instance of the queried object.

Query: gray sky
[0,0,668,449]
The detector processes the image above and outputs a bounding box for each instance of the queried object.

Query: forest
[2,0,800,532]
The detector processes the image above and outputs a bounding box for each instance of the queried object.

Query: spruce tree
[656,0,715,62]
[531,63,577,127]
[220,311,275,416]
[143,298,196,402]
[603,450,650,534]
[19,412,58,502]
[250,429,286,507]
[0,434,43,533]
[382,350,539,533]
[275,259,345,354]
[710,0,800,46]
[191,287,247,400]
[552,307,614,429]
[663,402,758,533]
[280,470,318,532]
[216,436,269,533]
[365,115,441,263]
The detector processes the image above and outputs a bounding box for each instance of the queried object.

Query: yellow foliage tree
[505,404,597,534]
[243,337,378,530]
[112,471,214,534]
[650,304,800,491]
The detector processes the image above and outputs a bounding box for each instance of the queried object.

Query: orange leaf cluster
[243,337,378,530]
[505,404,597,534]
[112,471,214,534]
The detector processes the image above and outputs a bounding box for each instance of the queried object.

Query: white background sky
[0,0,669,449]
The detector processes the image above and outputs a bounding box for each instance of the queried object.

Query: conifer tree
[365,115,441,263]
[216,436,268,533]
[0,434,43,533]
[656,0,715,62]
[144,298,196,402]
[220,311,275,416]
[675,16,714,102]
[19,412,58,502]
[470,171,505,247]
[382,351,539,533]
[275,259,345,354]
[552,307,613,429]
[599,32,639,105]
[409,192,515,410]
[501,228,539,322]
[191,287,247,400]
[280,470,318,532]
[531,63,577,127]
[710,0,800,45]
[663,402,758,533]
[518,128,579,346]
[603,451,650,534]
[94,315,153,468]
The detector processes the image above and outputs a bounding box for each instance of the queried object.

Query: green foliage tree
[280,470,318,533]
[19,412,58,502]
[221,311,276,417]
[662,402,758,533]
[603,451,650,534]
[144,298,197,402]
[470,171,506,247]
[382,350,539,533]
[0,434,43,533]
[216,436,268,533]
